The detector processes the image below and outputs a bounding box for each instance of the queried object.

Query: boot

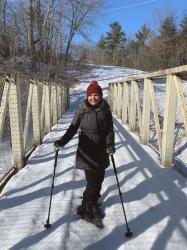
[84,201,94,219]
[92,203,104,219]
[77,201,94,219]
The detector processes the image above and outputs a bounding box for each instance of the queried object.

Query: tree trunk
[28,0,36,71]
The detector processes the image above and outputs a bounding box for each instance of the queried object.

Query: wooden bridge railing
[108,65,187,168]
[0,71,69,185]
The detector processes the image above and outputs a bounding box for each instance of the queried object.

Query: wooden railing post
[44,82,51,133]
[51,83,58,125]
[113,83,118,116]
[149,79,162,154]
[130,80,136,131]
[57,83,62,119]
[23,79,33,152]
[32,79,41,145]
[40,81,46,134]
[110,84,114,113]
[9,74,24,169]
[141,78,151,144]
[108,84,112,107]
[173,75,187,137]
[134,80,141,133]
[117,82,123,119]
[61,83,66,114]
[64,82,69,111]
[121,82,129,124]
[161,74,177,167]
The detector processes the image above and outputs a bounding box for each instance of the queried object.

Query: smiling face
[87,93,101,106]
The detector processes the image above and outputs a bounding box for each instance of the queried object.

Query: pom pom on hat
[86,80,103,97]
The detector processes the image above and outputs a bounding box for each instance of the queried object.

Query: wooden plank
[173,75,187,137]
[161,74,177,167]
[9,74,24,169]
[109,65,187,85]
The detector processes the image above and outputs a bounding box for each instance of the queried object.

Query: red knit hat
[86,80,103,97]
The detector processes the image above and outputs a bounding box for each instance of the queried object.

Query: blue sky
[82,0,187,44]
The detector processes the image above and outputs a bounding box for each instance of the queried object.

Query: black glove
[53,140,63,151]
[106,146,115,155]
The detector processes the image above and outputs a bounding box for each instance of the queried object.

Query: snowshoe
[77,202,104,229]
[81,216,104,229]
[77,201,94,219]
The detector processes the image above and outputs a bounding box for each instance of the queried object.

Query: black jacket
[56,99,115,172]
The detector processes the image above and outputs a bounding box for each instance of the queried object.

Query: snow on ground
[0,65,187,250]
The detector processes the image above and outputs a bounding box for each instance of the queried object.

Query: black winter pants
[83,169,105,203]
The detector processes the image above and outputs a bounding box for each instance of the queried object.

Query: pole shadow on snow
[8,158,80,250]
[1,166,75,198]
[27,146,76,165]
[0,174,85,210]
[82,224,127,250]
[94,116,187,250]
[9,213,77,250]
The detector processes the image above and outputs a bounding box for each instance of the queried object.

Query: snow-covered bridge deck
[0,67,187,250]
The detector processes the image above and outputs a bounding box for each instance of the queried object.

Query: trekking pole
[44,149,59,229]
[111,155,133,238]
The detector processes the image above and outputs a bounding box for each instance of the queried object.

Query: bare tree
[0,0,7,34]
[62,0,102,66]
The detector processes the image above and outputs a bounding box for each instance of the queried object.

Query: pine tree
[97,35,106,49]
[158,15,178,68]
[105,21,126,50]
[135,24,151,46]
[103,21,126,65]
[159,15,178,42]
[134,24,151,69]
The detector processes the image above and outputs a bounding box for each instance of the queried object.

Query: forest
[0,0,187,75]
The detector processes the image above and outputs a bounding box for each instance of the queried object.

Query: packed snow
[0,65,187,250]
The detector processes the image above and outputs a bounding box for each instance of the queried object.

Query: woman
[54,80,115,220]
